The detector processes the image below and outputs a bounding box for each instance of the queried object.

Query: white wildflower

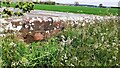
[112,56,117,60]
[29,19,35,23]
[94,44,98,49]
[0,28,5,33]
[109,60,112,63]
[82,23,85,26]
[75,21,78,24]
[12,25,16,27]
[65,60,67,62]
[70,64,74,66]
[19,22,22,25]
[79,17,84,21]
[16,26,22,31]
[48,18,52,22]
[74,57,78,60]
[105,44,110,48]
[0,34,6,37]
[0,19,8,24]
[61,35,65,39]
[115,47,119,50]
[112,42,116,45]
[25,25,29,28]
[64,54,67,59]
[54,27,57,30]
[62,39,66,43]
[37,17,42,22]
[56,26,59,28]
[67,37,73,45]
[29,32,32,33]
[11,62,16,66]
[45,30,49,33]
[31,23,34,26]
[101,36,104,42]
[9,42,17,47]
[61,42,65,46]
[30,26,33,30]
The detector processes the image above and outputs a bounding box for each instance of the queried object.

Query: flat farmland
[1,3,119,16]
[34,4,118,16]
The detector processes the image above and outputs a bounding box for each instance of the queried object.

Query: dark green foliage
[1,2,34,17]
[1,35,58,67]
[14,11,23,16]
[2,1,11,7]
[44,2,56,5]
[55,19,119,66]
[33,1,56,5]
[6,2,11,7]
[1,35,27,66]
[0,1,1,8]
[2,9,13,17]
[15,2,34,13]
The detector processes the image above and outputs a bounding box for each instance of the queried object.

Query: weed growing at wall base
[0,18,119,67]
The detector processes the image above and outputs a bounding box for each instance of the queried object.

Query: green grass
[0,18,119,66]
[1,2,119,16]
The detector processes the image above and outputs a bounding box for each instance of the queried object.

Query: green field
[1,3,119,16]
[34,4,118,16]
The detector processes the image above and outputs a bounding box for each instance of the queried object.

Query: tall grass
[0,18,119,66]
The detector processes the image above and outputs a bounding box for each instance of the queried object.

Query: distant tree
[99,3,103,7]
[0,1,1,8]
[74,1,79,6]
[35,0,40,3]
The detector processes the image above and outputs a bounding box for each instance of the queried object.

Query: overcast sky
[54,0,119,7]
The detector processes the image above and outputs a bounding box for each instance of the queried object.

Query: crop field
[34,4,118,16]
